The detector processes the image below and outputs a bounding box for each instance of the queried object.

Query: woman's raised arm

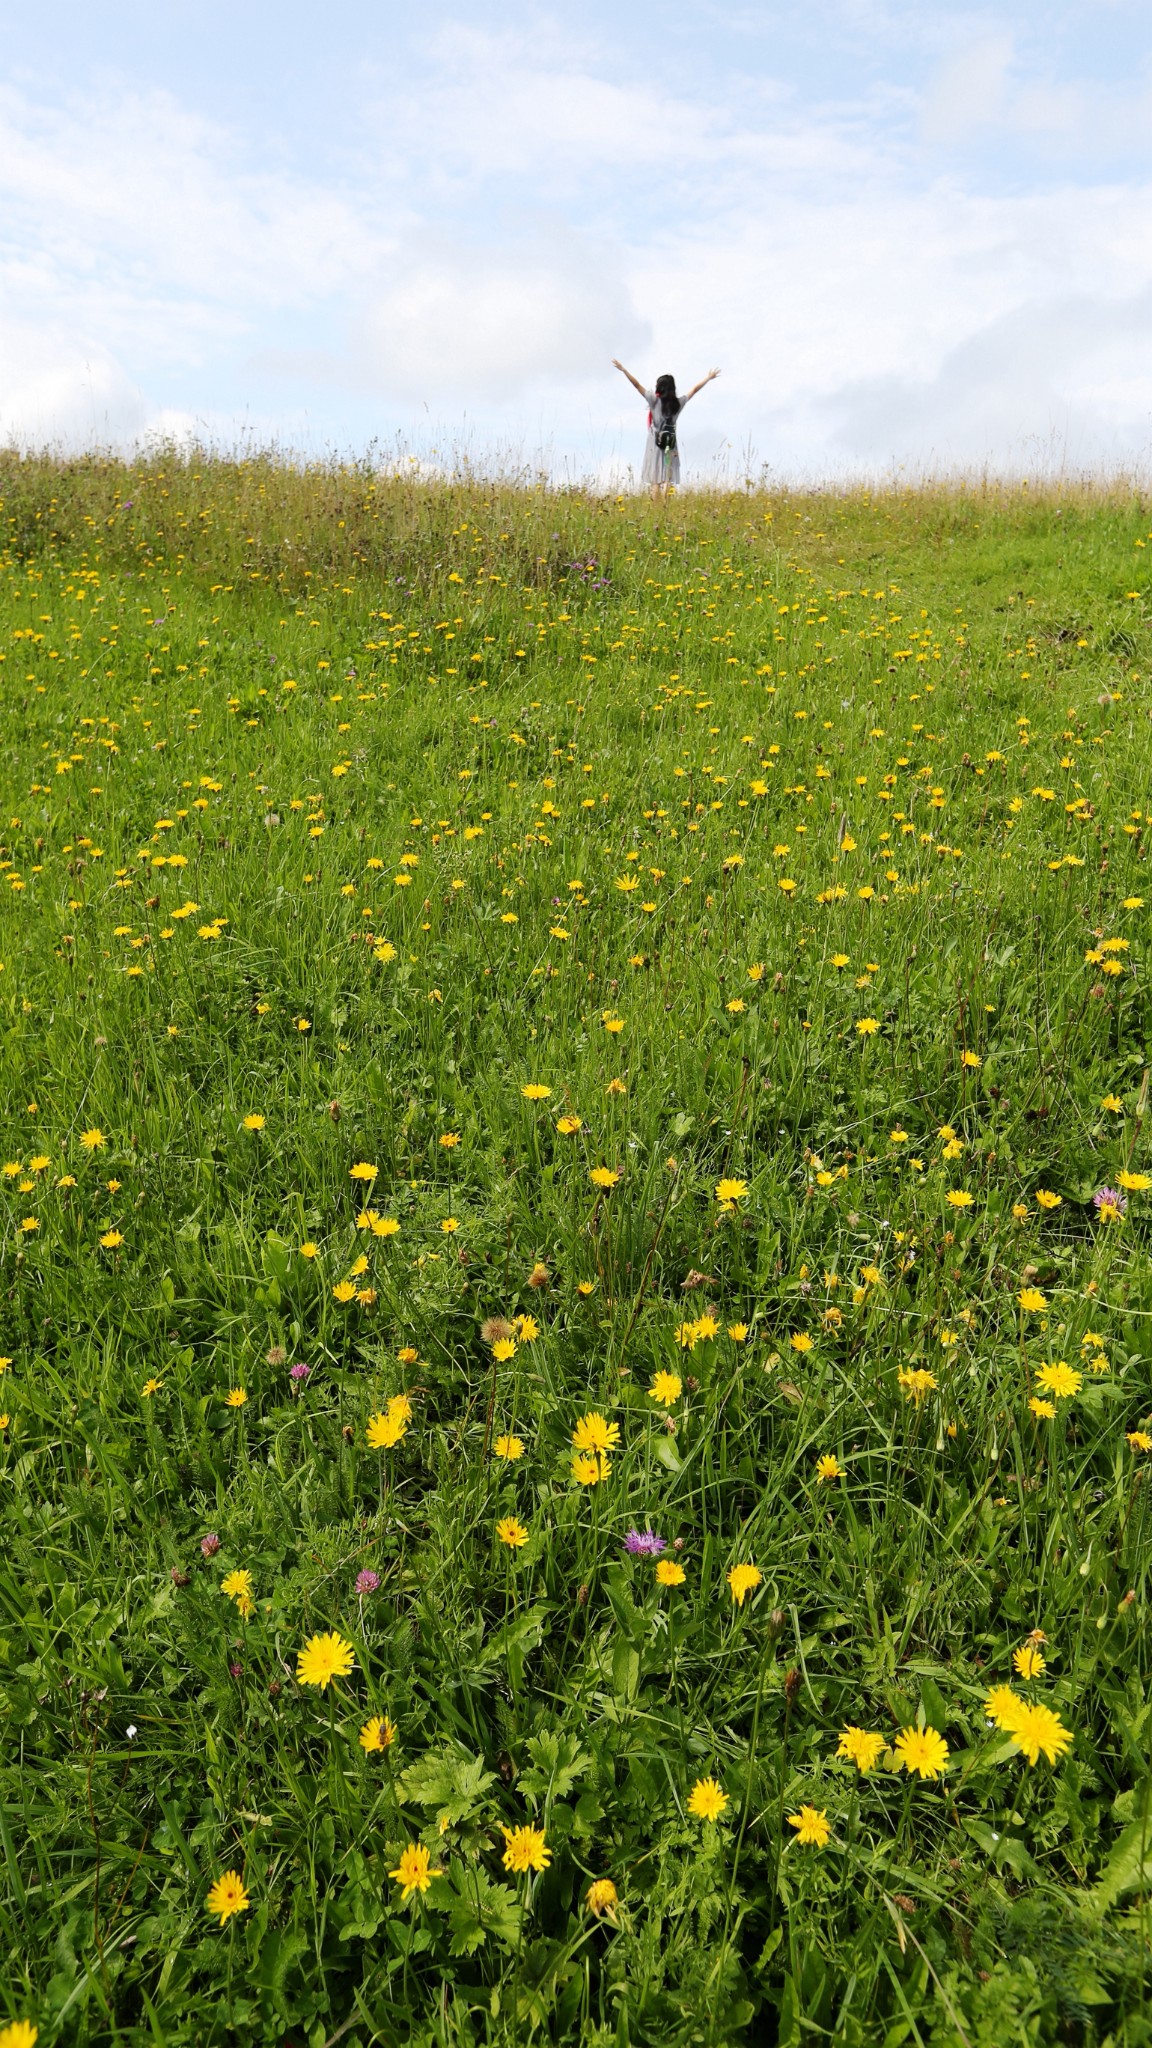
[682,368,721,402]
[612,359,648,399]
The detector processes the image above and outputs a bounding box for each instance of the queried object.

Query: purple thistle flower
[1094,1186,1127,1219]
[355,1568,380,1596]
[201,1532,221,1558]
[624,1528,666,1557]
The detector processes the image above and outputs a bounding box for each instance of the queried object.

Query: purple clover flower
[289,1362,311,1383]
[624,1528,666,1557]
[201,1532,221,1558]
[355,1568,380,1596]
[1095,1186,1127,1219]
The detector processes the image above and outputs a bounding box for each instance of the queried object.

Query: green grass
[1,454,1152,2046]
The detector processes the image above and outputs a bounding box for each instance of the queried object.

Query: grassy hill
[1,456,1151,2045]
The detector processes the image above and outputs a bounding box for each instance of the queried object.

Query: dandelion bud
[767,1608,786,1640]
[342,1424,354,1442]
[1119,1590,1136,1611]
[268,1680,281,1699]
[784,1665,801,1702]
[328,1100,341,1122]
[576,1583,589,1607]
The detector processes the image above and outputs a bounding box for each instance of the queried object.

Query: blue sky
[2,1,1151,478]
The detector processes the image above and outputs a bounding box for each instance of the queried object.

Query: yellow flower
[1017,1287,1047,1312]
[656,1559,686,1586]
[984,1685,1024,1731]
[1117,1171,1150,1192]
[893,1726,949,1779]
[946,1190,973,1209]
[515,1314,539,1342]
[590,1166,620,1189]
[1029,1397,1056,1419]
[333,1280,358,1303]
[961,1050,982,1068]
[360,1714,396,1752]
[1007,1702,1073,1766]
[1013,1644,1046,1680]
[371,1216,400,1237]
[728,1322,749,1341]
[0,2024,38,2048]
[715,1177,748,1203]
[836,1726,886,1773]
[494,1434,525,1460]
[787,1804,831,1848]
[556,1114,582,1135]
[80,1127,105,1150]
[99,1229,124,1249]
[366,1410,407,1449]
[1035,1188,1061,1210]
[572,1412,620,1455]
[571,1451,610,1485]
[500,1823,551,1873]
[439,1131,460,1148]
[206,1870,251,1924]
[1126,1430,1152,1452]
[299,1241,318,1259]
[897,1367,937,1405]
[1034,1360,1081,1400]
[856,1017,879,1035]
[296,1631,355,1689]
[586,1878,619,1918]
[649,1371,682,1405]
[225,1387,247,1408]
[141,1377,163,1398]
[221,1570,253,1603]
[727,1563,762,1606]
[790,1331,814,1354]
[815,1452,842,1483]
[496,1516,529,1548]
[242,1114,265,1132]
[350,1161,378,1181]
[521,1084,552,1100]
[389,1843,442,1900]
[687,1776,728,1821]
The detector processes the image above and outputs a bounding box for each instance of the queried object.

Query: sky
[2,0,1152,482]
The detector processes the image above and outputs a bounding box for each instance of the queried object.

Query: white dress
[641,388,691,487]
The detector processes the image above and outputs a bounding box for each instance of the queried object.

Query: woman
[612,360,720,493]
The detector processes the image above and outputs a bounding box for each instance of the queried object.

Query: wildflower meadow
[2,455,1152,2046]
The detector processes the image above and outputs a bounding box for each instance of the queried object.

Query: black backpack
[653,403,679,453]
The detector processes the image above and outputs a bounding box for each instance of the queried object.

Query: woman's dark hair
[654,372,680,417]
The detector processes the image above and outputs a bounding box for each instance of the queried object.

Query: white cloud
[351,224,649,400]
[919,34,1013,146]
[0,320,147,447]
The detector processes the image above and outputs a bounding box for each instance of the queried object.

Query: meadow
[1,453,1152,2047]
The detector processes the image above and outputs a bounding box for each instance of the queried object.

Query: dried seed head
[527,1261,551,1290]
[265,1345,286,1367]
[481,1317,515,1347]
[576,1583,589,1607]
